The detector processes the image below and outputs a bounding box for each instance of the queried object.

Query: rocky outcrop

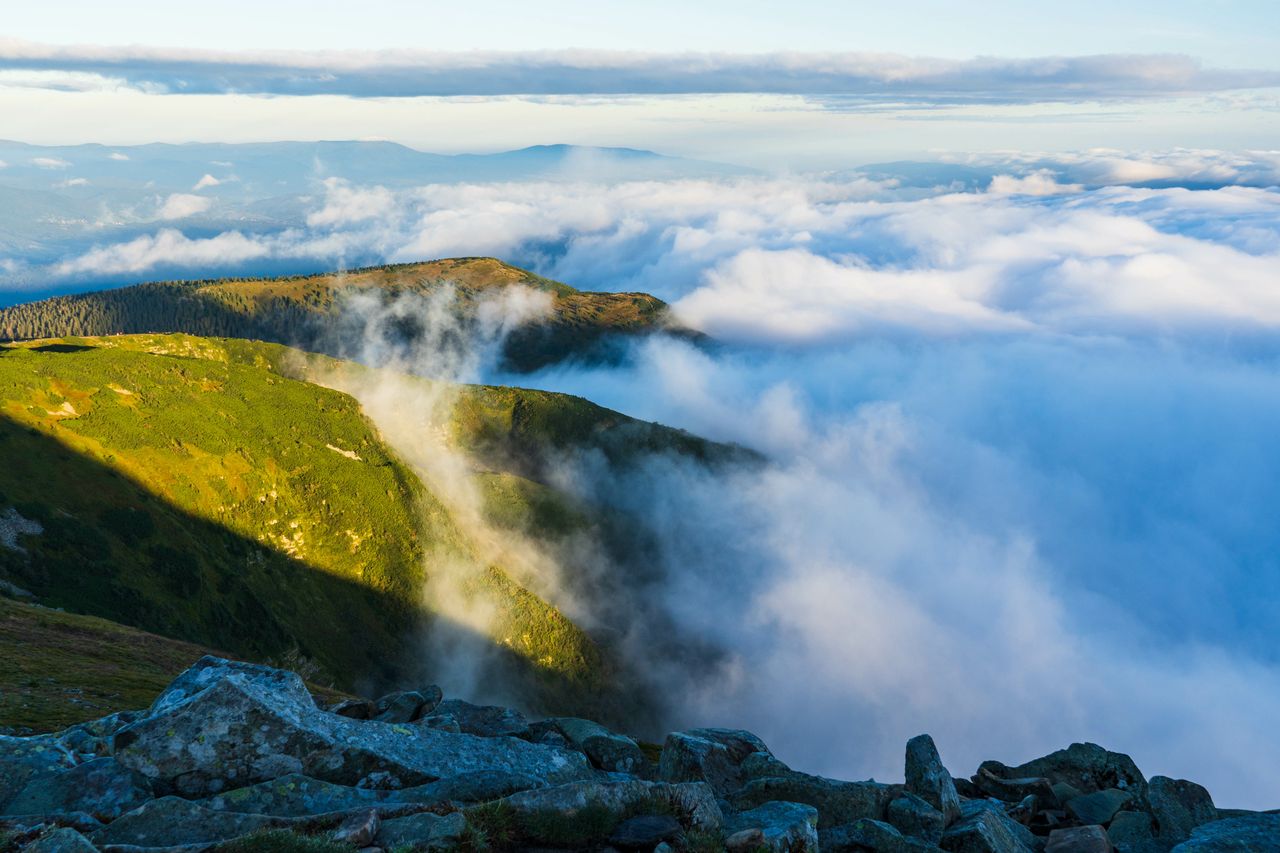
[2,656,1275,853]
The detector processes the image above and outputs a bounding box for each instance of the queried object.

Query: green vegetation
[211,830,356,853]
[0,596,347,733]
[0,258,683,372]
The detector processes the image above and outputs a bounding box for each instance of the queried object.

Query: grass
[210,829,356,853]
[0,597,347,733]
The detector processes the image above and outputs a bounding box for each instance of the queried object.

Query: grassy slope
[0,258,680,372]
[0,334,737,727]
[0,597,347,733]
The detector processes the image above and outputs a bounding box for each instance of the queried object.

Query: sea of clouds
[11,151,1280,804]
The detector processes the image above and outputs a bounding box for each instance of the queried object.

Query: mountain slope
[0,258,681,371]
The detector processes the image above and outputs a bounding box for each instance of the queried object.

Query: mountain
[0,258,685,371]
[0,333,732,727]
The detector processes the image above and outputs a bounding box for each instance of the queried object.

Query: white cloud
[55,177,89,188]
[987,170,1082,196]
[108,151,130,161]
[192,173,221,190]
[31,156,70,169]
[306,178,395,227]
[157,193,212,220]
[54,228,270,277]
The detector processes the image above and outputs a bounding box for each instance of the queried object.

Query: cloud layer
[3,39,1279,101]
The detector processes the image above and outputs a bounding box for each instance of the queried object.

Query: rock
[333,809,381,847]
[398,770,543,804]
[728,770,901,829]
[201,774,391,816]
[330,700,375,721]
[417,714,460,734]
[3,757,152,821]
[499,779,722,834]
[429,700,529,739]
[821,818,939,853]
[906,734,962,827]
[607,814,682,848]
[1065,789,1131,826]
[90,796,291,847]
[724,801,819,853]
[1046,825,1112,853]
[0,735,76,811]
[1108,811,1160,853]
[741,751,793,781]
[943,801,1042,853]
[1170,814,1280,852]
[972,769,1060,809]
[374,811,466,850]
[551,718,646,774]
[373,692,428,724]
[1149,776,1217,844]
[979,744,1146,799]
[111,656,592,796]
[658,728,774,797]
[685,729,773,764]
[54,713,142,760]
[887,792,946,843]
[654,843,676,853]
[20,827,99,853]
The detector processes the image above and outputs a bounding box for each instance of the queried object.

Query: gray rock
[607,814,682,848]
[499,779,722,833]
[724,801,819,853]
[1149,776,1217,844]
[332,809,380,847]
[728,770,901,829]
[3,757,151,821]
[551,718,646,774]
[978,744,1146,799]
[1171,814,1280,852]
[942,806,1039,853]
[906,734,962,827]
[374,811,466,850]
[658,732,742,796]
[416,714,460,734]
[741,751,793,781]
[200,775,389,816]
[20,827,99,853]
[972,769,1059,809]
[90,797,291,847]
[54,714,141,760]
[1065,789,1131,826]
[887,792,946,843]
[684,729,773,764]
[330,700,374,721]
[373,692,427,724]
[0,735,76,811]
[398,770,543,804]
[1108,811,1161,853]
[821,818,939,853]
[111,656,592,796]
[430,700,529,739]
[1046,825,1112,853]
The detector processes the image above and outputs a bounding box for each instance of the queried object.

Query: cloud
[987,170,1082,196]
[53,228,269,276]
[1,39,1278,102]
[31,156,70,169]
[55,177,89,188]
[192,173,221,190]
[108,151,129,161]
[157,193,212,220]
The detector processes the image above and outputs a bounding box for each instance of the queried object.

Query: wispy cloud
[2,39,1278,102]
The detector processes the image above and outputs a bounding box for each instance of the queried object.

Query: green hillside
[0,334,733,725]
[0,258,682,371]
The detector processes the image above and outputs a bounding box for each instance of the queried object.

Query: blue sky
[6,0,1280,68]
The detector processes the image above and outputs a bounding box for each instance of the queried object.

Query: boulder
[608,814,683,849]
[332,809,381,847]
[1065,789,1131,826]
[398,770,543,804]
[374,811,466,850]
[972,769,1059,809]
[550,718,647,774]
[887,792,946,843]
[724,801,819,853]
[0,735,76,811]
[1148,776,1217,844]
[1108,811,1161,853]
[373,692,428,724]
[20,827,99,853]
[685,728,773,764]
[978,744,1146,798]
[428,700,529,739]
[659,732,742,796]
[905,734,962,826]
[418,714,460,734]
[90,796,292,847]
[53,713,141,760]
[498,779,722,840]
[330,700,375,721]
[2,757,152,821]
[728,770,901,828]
[200,775,390,816]
[821,818,939,853]
[111,657,592,796]
[942,799,1039,845]
[1046,825,1112,853]
[1170,814,1280,852]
